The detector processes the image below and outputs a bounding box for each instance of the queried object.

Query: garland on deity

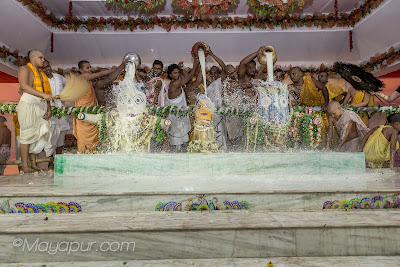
[16,0,384,32]
[292,112,322,149]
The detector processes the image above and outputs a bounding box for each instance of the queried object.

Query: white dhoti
[208,78,227,150]
[44,114,70,157]
[44,118,68,157]
[165,87,191,146]
[17,93,51,154]
[339,137,363,153]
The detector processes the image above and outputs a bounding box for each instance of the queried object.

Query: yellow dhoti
[327,83,345,102]
[351,90,375,127]
[73,85,99,153]
[363,125,399,168]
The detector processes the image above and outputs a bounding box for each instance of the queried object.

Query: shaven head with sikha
[289,67,303,83]
[327,101,344,120]
[28,50,45,68]
[387,113,400,132]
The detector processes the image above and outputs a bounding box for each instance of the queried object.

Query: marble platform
[1,171,399,212]
[0,210,400,263]
[54,153,370,192]
[2,256,400,267]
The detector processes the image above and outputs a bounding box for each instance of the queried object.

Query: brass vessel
[191,42,210,58]
[257,46,277,65]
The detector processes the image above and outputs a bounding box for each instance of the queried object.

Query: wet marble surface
[0,170,399,212]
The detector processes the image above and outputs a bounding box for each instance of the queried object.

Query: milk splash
[104,62,158,153]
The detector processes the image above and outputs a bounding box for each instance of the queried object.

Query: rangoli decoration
[323,193,400,210]
[155,195,250,211]
[0,199,82,214]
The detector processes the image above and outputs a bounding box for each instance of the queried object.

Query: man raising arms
[74,60,125,153]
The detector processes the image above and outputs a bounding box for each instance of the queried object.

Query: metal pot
[257,46,277,65]
[191,42,210,58]
[123,53,141,69]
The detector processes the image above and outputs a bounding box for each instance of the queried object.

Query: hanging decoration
[349,30,353,52]
[50,32,54,53]
[361,46,400,72]
[173,0,236,17]
[0,45,27,67]
[334,0,338,20]
[16,0,384,32]
[247,0,305,16]
[67,0,73,26]
[106,0,166,11]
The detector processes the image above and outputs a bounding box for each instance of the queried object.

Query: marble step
[1,172,399,213]
[1,189,400,213]
[1,210,400,262]
[1,256,400,267]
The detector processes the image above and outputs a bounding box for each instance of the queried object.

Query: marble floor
[1,256,400,267]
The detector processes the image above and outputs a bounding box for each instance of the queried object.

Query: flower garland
[247,0,305,17]
[173,0,236,17]
[0,103,108,117]
[16,0,384,32]
[0,45,27,67]
[2,104,400,117]
[290,112,322,148]
[106,0,166,11]
[361,46,400,72]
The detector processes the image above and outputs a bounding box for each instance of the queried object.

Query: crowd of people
[1,46,400,174]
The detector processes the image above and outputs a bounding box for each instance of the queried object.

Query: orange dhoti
[73,85,99,153]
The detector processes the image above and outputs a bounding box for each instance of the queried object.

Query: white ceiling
[0,0,399,74]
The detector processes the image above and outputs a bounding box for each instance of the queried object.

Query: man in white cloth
[326,101,370,152]
[42,60,70,168]
[165,58,199,152]
[17,50,54,173]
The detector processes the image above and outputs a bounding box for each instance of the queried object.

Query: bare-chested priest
[166,57,200,151]
[17,50,54,173]
[238,47,266,106]
[326,101,369,152]
[74,60,125,153]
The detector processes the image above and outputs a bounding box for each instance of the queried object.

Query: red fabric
[0,71,18,83]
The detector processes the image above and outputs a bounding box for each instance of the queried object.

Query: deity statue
[245,47,293,151]
[187,94,221,153]
[77,54,170,153]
